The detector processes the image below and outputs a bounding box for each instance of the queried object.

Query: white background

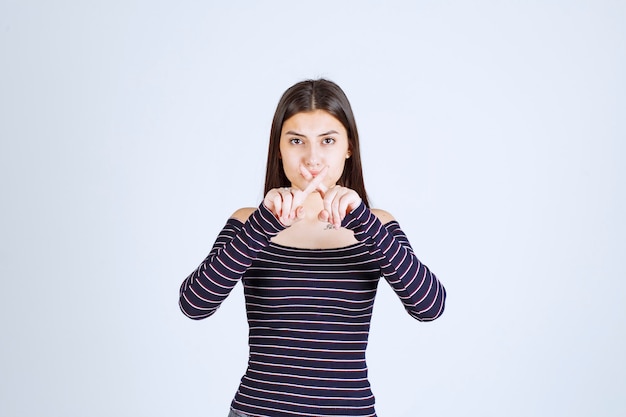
[1,1,624,416]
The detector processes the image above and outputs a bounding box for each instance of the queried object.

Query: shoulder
[370,208,395,225]
[230,207,256,223]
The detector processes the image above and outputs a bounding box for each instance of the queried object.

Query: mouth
[299,164,329,181]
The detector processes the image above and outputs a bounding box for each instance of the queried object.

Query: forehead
[281,110,347,136]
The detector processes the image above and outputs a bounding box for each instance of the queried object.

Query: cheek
[330,158,348,179]
[335,151,349,166]
[283,155,300,169]
[281,156,302,178]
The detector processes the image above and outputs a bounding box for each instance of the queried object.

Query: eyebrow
[284,130,340,137]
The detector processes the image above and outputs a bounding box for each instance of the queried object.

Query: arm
[180,167,334,319]
[179,204,285,320]
[342,202,446,321]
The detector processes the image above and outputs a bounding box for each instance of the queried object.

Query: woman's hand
[317,185,362,229]
[263,166,329,226]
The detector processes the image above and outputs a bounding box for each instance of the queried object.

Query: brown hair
[263,79,370,207]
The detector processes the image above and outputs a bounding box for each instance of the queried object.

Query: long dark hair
[264,79,370,207]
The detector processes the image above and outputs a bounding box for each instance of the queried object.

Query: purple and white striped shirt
[180,202,446,416]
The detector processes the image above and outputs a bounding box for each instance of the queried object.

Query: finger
[295,206,305,220]
[338,192,357,224]
[299,164,313,181]
[344,192,362,217]
[272,193,283,219]
[301,165,329,196]
[280,189,294,222]
[318,209,330,223]
[338,194,352,222]
[322,186,338,225]
[263,191,275,212]
[331,190,342,228]
[316,181,328,196]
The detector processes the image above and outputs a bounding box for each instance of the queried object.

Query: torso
[226,203,395,416]
[234,240,382,416]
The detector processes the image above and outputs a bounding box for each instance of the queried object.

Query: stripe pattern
[179,202,446,417]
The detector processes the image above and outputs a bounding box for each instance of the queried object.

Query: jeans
[228,408,251,417]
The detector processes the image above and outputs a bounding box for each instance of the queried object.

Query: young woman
[179,79,446,417]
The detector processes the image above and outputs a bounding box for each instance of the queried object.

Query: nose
[305,144,321,168]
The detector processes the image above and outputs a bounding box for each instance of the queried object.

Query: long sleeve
[179,204,286,319]
[342,202,446,321]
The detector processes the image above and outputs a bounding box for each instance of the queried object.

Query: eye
[289,138,303,145]
[322,137,335,145]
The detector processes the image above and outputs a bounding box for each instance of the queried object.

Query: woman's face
[279,110,351,191]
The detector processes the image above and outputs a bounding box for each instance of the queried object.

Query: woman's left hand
[317,185,362,229]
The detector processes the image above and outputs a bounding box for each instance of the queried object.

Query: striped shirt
[180,202,446,416]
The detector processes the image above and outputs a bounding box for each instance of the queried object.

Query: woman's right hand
[263,166,328,227]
